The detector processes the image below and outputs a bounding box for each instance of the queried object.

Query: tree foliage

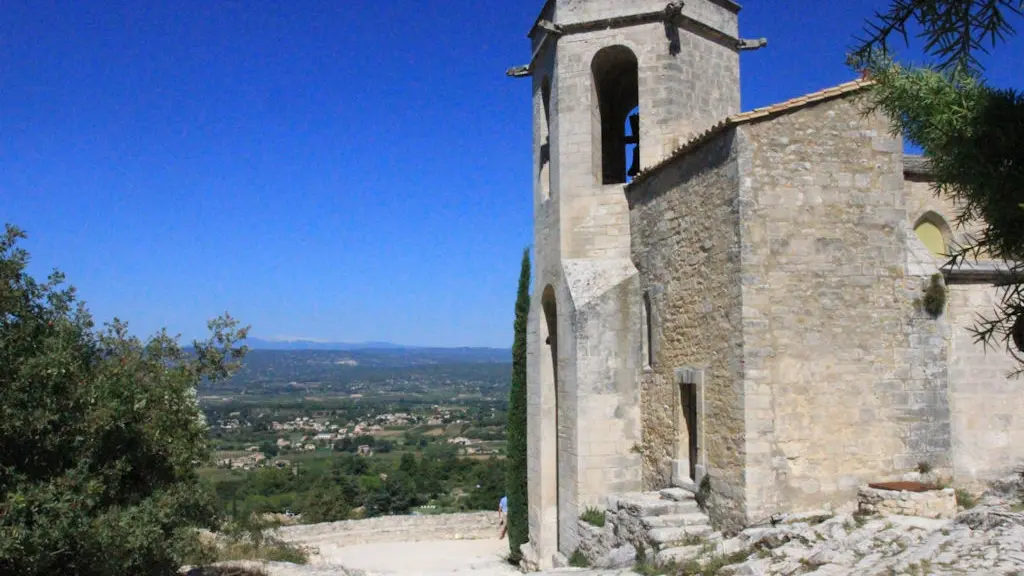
[852,0,1023,72]
[850,2,1024,363]
[0,224,249,575]
[506,248,531,561]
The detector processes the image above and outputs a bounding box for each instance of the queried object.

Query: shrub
[180,516,308,567]
[580,507,606,527]
[0,225,249,575]
[568,549,590,568]
[695,475,712,512]
[956,488,978,510]
[917,461,933,474]
[633,558,675,576]
[923,274,947,317]
[698,549,753,575]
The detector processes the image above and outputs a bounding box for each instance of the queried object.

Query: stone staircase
[577,485,718,568]
[608,486,718,564]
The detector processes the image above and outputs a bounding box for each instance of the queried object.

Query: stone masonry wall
[737,96,946,522]
[627,129,746,529]
[526,44,564,565]
[947,284,1024,485]
[525,3,742,560]
[552,0,739,41]
[551,19,739,261]
[903,176,1024,485]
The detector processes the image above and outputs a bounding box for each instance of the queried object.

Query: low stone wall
[858,486,958,519]
[274,512,500,547]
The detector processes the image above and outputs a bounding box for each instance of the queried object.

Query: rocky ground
[699,504,1024,575]
[186,478,1024,575]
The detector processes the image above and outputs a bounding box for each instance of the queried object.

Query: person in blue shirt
[498,495,508,539]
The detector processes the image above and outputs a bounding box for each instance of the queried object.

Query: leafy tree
[300,481,352,523]
[0,224,249,575]
[334,453,369,476]
[399,453,418,476]
[260,441,279,457]
[505,248,531,561]
[366,471,417,517]
[416,456,443,498]
[466,458,507,511]
[850,1,1024,363]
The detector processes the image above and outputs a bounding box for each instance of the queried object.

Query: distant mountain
[243,337,405,351]
[242,338,510,362]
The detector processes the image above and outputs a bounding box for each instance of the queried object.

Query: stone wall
[627,129,746,529]
[551,0,739,41]
[275,512,500,547]
[903,173,1024,485]
[736,96,943,522]
[525,0,743,564]
[947,284,1024,485]
[549,19,739,261]
[857,486,958,519]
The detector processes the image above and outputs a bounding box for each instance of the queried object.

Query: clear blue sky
[3,1,1022,348]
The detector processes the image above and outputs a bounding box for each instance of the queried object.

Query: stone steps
[655,544,705,566]
[607,489,699,517]
[659,487,696,502]
[586,486,716,570]
[641,512,708,529]
[648,524,715,547]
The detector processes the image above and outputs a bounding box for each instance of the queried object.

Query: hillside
[200,348,511,397]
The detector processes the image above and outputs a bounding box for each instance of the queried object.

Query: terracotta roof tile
[728,78,873,123]
[627,79,874,190]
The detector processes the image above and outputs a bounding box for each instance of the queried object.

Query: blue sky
[3,1,1023,348]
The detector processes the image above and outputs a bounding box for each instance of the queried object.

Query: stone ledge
[274,512,500,546]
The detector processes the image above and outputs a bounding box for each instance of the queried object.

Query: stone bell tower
[507,0,743,567]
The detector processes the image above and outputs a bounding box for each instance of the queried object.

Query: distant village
[212,404,502,471]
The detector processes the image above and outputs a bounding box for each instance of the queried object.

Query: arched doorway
[540,285,560,551]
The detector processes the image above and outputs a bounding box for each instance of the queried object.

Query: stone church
[510,0,1024,568]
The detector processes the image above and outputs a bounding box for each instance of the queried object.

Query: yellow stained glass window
[915,221,946,258]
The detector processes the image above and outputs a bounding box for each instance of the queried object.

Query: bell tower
[508,0,746,567]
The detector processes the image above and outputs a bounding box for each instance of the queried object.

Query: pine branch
[851,0,1023,72]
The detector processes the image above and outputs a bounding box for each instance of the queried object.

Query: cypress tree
[506,248,531,561]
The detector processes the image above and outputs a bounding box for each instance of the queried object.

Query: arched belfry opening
[539,77,553,199]
[591,46,640,185]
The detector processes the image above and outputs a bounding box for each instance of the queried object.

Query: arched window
[539,77,552,200]
[591,46,639,185]
[914,212,952,259]
[642,292,653,369]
